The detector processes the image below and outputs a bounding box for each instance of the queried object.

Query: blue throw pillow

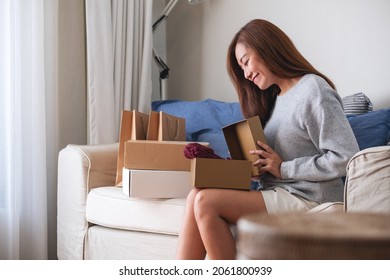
[347,107,390,150]
[152,99,243,157]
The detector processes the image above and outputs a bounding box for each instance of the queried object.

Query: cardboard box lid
[124,140,209,171]
[222,116,266,176]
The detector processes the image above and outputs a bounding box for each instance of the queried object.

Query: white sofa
[57,142,390,260]
[57,143,182,260]
[57,98,390,259]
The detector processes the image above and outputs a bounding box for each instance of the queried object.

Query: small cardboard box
[122,168,192,198]
[189,116,266,191]
[223,116,267,176]
[190,158,252,190]
[124,140,208,172]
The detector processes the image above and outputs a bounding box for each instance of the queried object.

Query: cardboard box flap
[222,116,266,176]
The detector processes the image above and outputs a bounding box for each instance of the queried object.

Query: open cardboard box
[223,116,266,176]
[124,140,209,172]
[190,116,266,191]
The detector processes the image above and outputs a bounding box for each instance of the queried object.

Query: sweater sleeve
[280,99,360,181]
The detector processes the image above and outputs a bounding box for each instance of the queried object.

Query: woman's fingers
[250,140,283,179]
[250,141,272,158]
[253,158,266,166]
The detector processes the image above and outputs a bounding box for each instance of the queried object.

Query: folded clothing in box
[122,168,192,198]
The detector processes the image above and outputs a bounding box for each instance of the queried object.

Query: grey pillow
[342,92,373,116]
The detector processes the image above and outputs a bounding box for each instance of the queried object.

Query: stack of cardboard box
[123,140,199,198]
[118,109,266,199]
[118,110,196,198]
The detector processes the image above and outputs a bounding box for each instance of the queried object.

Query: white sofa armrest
[57,143,118,259]
[344,146,390,213]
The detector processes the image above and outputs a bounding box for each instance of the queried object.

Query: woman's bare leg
[176,188,207,259]
[194,189,267,260]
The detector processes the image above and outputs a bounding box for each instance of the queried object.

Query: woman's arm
[280,100,359,181]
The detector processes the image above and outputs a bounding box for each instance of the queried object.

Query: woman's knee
[185,188,202,212]
[181,189,202,223]
[193,189,219,221]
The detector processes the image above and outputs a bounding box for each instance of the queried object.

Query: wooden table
[237,212,390,259]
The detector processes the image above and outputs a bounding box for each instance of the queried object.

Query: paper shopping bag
[146,111,160,140]
[115,109,149,186]
[146,111,186,141]
[159,111,185,141]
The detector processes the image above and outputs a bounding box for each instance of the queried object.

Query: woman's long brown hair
[227,19,335,126]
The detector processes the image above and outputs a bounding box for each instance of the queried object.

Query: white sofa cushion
[86,186,186,235]
[84,225,178,260]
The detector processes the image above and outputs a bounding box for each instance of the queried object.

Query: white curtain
[85,0,153,145]
[0,0,58,260]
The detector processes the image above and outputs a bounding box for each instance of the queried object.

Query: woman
[176,19,359,260]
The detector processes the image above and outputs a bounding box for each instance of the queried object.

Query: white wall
[166,0,390,109]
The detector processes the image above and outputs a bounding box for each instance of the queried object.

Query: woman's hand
[249,141,283,179]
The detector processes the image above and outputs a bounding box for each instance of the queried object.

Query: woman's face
[235,42,276,90]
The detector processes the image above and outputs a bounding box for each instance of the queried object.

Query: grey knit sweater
[261,74,359,203]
